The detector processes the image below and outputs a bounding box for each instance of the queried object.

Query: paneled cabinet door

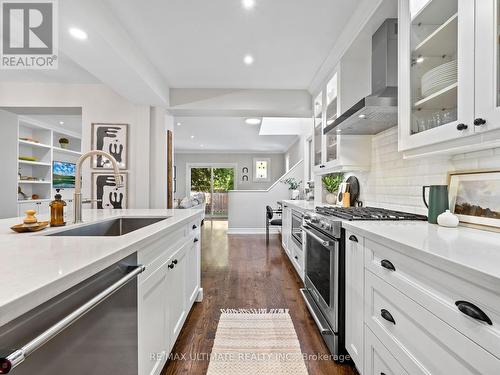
[138,263,169,375]
[282,206,291,254]
[398,0,475,151]
[185,237,200,307]
[167,243,187,348]
[344,231,365,373]
[475,0,500,132]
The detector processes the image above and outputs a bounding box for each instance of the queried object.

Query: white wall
[337,126,500,215]
[0,83,151,208]
[174,152,285,199]
[0,111,19,218]
[285,138,302,171]
[228,160,304,233]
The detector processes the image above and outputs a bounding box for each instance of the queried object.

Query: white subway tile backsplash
[350,126,498,213]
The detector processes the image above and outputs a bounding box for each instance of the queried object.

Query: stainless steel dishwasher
[0,253,144,375]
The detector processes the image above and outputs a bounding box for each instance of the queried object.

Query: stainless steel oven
[300,213,345,359]
[291,210,303,248]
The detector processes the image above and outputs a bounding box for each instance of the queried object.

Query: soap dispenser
[50,190,67,227]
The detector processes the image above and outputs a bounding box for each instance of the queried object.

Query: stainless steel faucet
[73,150,122,224]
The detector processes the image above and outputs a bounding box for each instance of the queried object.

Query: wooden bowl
[10,221,49,233]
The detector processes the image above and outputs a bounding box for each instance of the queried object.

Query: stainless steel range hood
[323,19,398,135]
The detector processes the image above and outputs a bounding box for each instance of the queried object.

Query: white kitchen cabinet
[167,242,188,346]
[138,261,169,375]
[185,236,201,307]
[399,0,475,152]
[344,231,365,373]
[313,91,324,168]
[364,325,408,375]
[474,0,500,133]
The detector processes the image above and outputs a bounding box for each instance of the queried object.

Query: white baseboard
[227,227,281,234]
[196,287,203,302]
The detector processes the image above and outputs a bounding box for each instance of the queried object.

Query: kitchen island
[0,208,204,375]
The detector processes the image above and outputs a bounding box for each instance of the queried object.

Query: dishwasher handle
[0,264,146,374]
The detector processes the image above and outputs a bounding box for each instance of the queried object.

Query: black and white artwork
[92,172,128,210]
[91,123,128,169]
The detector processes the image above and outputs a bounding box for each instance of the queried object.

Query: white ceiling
[259,117,311,135]
[174,116,298,153]
[105,0,361,89]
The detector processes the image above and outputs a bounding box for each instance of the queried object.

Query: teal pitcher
[422,185,449,224]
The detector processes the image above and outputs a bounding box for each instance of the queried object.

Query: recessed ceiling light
[245,118,261,125]
[176,122,181,126]
[243,54,254,65]
[200,144,204,147]
[242,0,256,10]
[59,121,64,125]
[69,27,88,40]
[190,135,195,139]
[416,56,425,64]
[358,114,367,119]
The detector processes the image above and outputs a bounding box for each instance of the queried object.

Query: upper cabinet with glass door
[313,91,324,167]
[325,73,339,165]
[399,0,475,151]
[475,0,500,133]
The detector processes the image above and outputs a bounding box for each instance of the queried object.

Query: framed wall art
[91,123,128,169]
[91,172,128,210]
[448,169,500,231]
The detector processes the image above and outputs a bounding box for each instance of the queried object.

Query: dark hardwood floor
[161,220,358,375]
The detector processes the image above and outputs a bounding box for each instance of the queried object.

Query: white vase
[325,192,337,205]
[291,189,300,200]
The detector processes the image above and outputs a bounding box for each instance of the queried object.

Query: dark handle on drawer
[457,123,468,131]
[319,165,325,168]
[172,259,178,265]
[455,301,492,325]
[381,309,396,325]
[474,118,486,126]
[381,259,396,271]
[194,238,199,243]
[168,263,175,269]
[348,235,358,242]
[294,256,298,260]
[192,224,197,229]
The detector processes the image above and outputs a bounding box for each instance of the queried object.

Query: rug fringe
[220,308,289,314]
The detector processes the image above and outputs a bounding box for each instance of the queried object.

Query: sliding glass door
[189,166,235,218]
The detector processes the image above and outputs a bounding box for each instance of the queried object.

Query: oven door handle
[300,289,333,335]
[302,226,334,247]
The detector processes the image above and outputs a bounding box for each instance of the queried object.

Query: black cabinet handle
[349,235,358,242]
[474,118,486,126]
[455,301,492,325]
[194,238,199,243]
[192,224,197,230]
[381,309,396,325]
[319,165,325,168]
[457,123,468,131]
[381,259,396,271]
[172,259,178,265]
[168,263,175,269]
[294,256,298,260]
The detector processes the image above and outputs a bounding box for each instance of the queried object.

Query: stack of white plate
[421,60,457,97]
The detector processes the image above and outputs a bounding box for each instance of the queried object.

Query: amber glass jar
[50,194,66,227]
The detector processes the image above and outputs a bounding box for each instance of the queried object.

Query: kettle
[422,185,449,224]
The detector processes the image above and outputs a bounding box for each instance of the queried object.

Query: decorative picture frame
[448,169,500,232]
[91,172,128,210]
[91,123,128,169]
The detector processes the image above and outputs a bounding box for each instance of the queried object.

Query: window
[253,158,271,182]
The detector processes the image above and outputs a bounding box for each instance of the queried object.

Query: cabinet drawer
[364,325,407,375]
[365,238,500,359]
[138,225,187,280]
[365,270,500,375]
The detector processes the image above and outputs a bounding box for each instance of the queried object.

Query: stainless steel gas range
[300,206,427,360]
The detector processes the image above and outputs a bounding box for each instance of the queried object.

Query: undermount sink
[48,217,168,237]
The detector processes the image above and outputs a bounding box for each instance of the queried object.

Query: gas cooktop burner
[315,206,427,221]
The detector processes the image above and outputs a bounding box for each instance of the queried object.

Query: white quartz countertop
[342,221,500,285]
[0,208,204,326]
[281,200,316,211]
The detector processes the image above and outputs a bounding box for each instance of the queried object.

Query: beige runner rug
[206,309,309,375]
